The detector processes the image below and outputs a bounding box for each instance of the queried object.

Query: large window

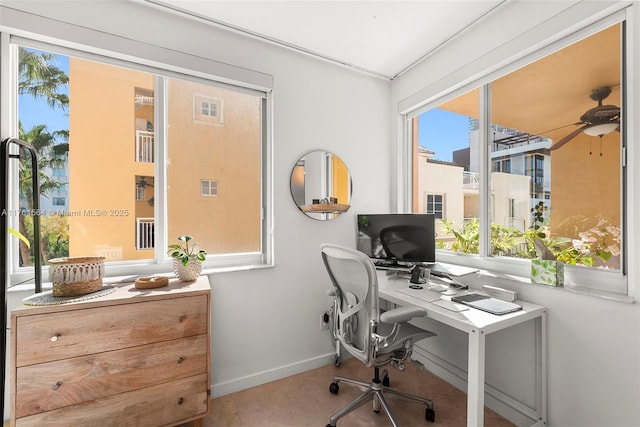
[5,38,271,283]
[407,21,626,293]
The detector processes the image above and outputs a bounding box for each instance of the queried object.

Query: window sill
[437,252,634,304]
[466,268,635,304]
[201,262,274,275]
[8,261,274,292]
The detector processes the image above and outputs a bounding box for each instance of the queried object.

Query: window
[52,197,65,206]
[194,94,224,125]
[202,101,217,117]
[407,21,626,293]
[6,37,271,282]
[493,158,511,173]
[425,194,444,219]
[52,164,66,176]
[200,179,218,197]
[524,154,545,198]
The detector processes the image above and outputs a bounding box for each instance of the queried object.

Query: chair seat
[375,321,435,356]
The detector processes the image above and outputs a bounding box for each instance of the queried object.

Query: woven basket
[48,256,106,297]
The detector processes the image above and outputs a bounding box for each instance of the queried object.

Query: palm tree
[16,48,69,265]
[19,49,69,109]
[17,123,69,264]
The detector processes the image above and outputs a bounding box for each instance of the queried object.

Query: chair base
[327,368,435,427]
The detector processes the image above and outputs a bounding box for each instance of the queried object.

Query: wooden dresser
[9,276,211,427]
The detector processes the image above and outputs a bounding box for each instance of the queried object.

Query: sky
[417,109,471,162]
[18,51,70,137]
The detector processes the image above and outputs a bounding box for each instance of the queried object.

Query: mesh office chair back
[321,243,380,364]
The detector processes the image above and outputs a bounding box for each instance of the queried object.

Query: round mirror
[290,150,352,220]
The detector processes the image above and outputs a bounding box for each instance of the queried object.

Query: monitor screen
[356,214,436,266]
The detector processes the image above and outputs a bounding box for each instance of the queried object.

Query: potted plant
[167,235,206,281]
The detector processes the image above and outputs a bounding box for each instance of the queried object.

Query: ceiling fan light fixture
[583,122,618,137]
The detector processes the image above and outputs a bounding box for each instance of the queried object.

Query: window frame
[1,26,274,286]
[425,193,444,220]
[193,93,224,126]
[400,12,631,297]
[200,179,218,197]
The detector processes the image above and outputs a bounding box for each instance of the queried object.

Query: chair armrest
[379,306,426,324]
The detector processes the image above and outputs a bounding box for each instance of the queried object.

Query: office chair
[320,243,436,426]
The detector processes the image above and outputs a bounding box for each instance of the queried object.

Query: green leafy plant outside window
[439,210,620,269]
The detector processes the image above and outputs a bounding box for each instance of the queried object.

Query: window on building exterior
[194,94,223,125]
[408,21,625,292]
[200,179,218,197]
[8,41,269,281]
[52,165,65,176]
[425,194,444,220]
[493,158,511,173]
[201,101,217,117]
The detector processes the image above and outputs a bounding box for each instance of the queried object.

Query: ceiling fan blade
[550,126,587,151]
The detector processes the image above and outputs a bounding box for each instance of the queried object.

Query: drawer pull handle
[50,334,60,342]
[52,382,62,390]
[178,315,186,323]
[177,397,184,405]
[177,356,185,364]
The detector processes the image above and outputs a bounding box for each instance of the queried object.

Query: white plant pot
[173,258,202,281]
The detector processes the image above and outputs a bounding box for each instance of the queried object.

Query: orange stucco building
[68,58,261,260]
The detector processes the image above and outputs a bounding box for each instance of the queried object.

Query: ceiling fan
[550,86,620,151]
[136,176,154,188]
[136,177,155,206]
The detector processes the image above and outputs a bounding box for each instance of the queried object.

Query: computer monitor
[356,213,436,268]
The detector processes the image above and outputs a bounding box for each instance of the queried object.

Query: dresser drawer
[15,334,208,418]
[15,374,209,427]
[15,294,208,367]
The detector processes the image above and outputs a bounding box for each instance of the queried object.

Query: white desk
[376,271,547,427]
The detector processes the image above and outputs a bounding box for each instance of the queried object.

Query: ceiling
[143,1,621,151]
[143,0,506,79]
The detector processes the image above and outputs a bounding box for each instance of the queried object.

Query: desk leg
[467,329,486,427]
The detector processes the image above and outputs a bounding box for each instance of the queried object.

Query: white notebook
[451,294,522,315]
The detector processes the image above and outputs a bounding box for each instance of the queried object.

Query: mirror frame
[290,150,352,220]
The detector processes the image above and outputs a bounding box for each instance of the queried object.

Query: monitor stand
[374,261,412,273]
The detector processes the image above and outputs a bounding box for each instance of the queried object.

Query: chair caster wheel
[329,382,339,394]
[426,407,435,422]
[334,355,342,367]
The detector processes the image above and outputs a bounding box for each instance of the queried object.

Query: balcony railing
[463,171,480,190]
[136,217,155,250]
[136,130,154,163]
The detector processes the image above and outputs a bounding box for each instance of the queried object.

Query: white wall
[3,1,640,426]
[0,0,391,419]
[392,1,640,426]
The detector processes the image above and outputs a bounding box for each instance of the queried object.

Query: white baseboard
[211,352,336,399]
